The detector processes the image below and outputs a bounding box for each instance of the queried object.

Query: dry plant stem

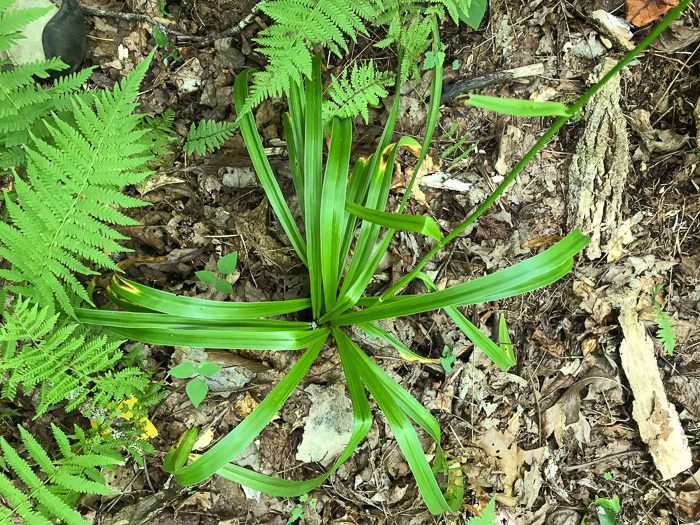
[440,62,545,105]
[378,0,692,303]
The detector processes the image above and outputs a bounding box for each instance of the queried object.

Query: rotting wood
[566,58,629,261]
[612,289,693,480]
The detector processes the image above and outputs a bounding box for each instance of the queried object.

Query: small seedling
[603,471,612,480]
[582,496,620,525]
[155,0,172,18]
[452,59,459,70]
[440,346,457,372]
[196,252,238,295]
[168,361,222,408]
[652,284,676,355]
[153,25,180,67]
[440,122,478,165]
[287,493,317,524]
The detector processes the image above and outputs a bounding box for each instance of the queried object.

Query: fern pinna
[0,423,122,525]
[0,296,163,422]
[0,49,173,317]
[239,0,487,120]
[0,0,98,171]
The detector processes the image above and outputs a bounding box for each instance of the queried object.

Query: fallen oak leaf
[626,0,678,27]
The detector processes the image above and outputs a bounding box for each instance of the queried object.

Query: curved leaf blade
[108,275,311,319]
[168,337,327,484]
[465,94,573,117]
[345,201,442,240]
[333,229,589,325]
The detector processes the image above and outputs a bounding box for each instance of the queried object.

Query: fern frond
[653,303,676,356]
[184,119,238,155]
[0,51,171,315]
[0,296,122,416]
[323,60,393,125]
[139,107,176,156]
[0,424,120,525]
[0,2,52,51]
[243,0,374,113]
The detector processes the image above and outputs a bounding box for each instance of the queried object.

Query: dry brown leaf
[234,391,259,418]
[475,427,545,505]
[626,0,678,27]
[520,235,563,249]
[679,490,700,517]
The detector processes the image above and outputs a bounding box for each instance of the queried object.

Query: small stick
[175,3,262,48]
[81,6,186,37]
[440,62,545,105]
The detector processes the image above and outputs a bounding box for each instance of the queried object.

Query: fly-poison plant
[73,1,690,514]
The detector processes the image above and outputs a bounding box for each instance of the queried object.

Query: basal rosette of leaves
[75,1,691,513]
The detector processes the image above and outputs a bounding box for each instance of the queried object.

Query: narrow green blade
[74,308,310,330]
[108,275,310,319]
[338,157,370,276]
[287,79,306,218]
[346,202,442,240]
[282,112,305,222]
[211,330,373,496]
[168,337,328,485]
[92,320,329,350]
[304,54,324,318]
[465,94,573,117]
[357,322,438,363]
[333,230,589,325]
[320,117,352,311]
[234,69,307,265]
[337,86,402,283]
[415,273,515,370]
[335,330,460,513]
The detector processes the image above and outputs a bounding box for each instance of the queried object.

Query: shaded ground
[23,0,700,522]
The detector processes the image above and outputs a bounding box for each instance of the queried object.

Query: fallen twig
[176,4,262,48]
[440,62,545,105]
[81,6,186,38]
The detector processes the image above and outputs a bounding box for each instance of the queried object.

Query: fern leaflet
[0,50,173,316]
[467,495,497,524]
[243,0,375,113]
[184,119,238,155]
[0,424,121,525]
[652,285,676,356]
[0,0,52,52]
[0,296,163,420]
[323,60,393,126]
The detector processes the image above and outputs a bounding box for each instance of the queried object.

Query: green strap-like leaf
[335,330,460,513]
[333,229,589,325]
[168,337,328,485]
[107,275,311,319]
[234,68,308,265]
[346,201,442,240]
[357,322,438,363]
[415,272,515,370]
[464,94,573,117]
[211,330,373,496]
[74,308,310,331]
[304,54,324,318]
[320,117,352,311]
[104,325,329,350]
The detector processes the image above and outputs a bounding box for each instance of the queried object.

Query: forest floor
[57,0,700,522]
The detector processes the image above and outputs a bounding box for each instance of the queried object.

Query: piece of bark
[614,293,692,480]
[567,58,628,261]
